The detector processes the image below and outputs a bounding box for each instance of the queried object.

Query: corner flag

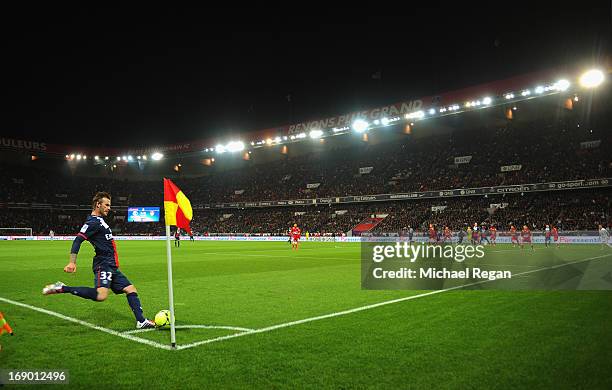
[162,178,193,348]
[163,178,193,234]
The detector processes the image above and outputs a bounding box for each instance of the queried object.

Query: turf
[1,240,611,388]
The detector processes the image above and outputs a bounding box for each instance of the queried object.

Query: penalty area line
[0,296,174,350]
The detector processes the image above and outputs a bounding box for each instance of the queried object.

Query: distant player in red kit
[489,225,497,246]
[510,225,518,247]
[443,226,452,244]
[290,224,301,250]
[428,224,437,245]
[520,225,534,251]
[552,225,559,248]
[544,225,552,247]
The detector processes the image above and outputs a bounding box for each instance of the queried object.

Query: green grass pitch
[1,240,612,388]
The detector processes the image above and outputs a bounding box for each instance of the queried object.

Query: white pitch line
[0,296,173,350]
[175,253,612,350]
[123,324,255,335]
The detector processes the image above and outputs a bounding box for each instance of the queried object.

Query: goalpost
[0,227,33,237]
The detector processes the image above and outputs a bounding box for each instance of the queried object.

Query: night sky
[2,4,610,148]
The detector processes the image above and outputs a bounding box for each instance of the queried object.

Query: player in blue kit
[42,192,156,329]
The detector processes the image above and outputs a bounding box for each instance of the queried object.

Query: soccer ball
[154,310,172,328]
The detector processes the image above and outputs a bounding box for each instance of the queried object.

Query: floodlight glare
[555,79,570,91]
[226,141,245,152]
[309,129,323,139]
[381,117,390,126]
[534,86,544,94]
[428,108,436,115]
[151,152,164,161]
[579,69,604,88]
[215,144,226,154]
[352,119,369,133]
[482,97,492,105]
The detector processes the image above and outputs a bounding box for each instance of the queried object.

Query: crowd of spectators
[1,120,610,207]
[1,118,609,236]
[1,189,608,236]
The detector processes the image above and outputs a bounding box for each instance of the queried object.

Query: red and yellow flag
[163,178,193,234]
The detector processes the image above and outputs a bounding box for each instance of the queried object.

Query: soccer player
[42,192,155,329]
[544,225,551,247]
[472,223,479,245]
[489,225,497,246]
[480,224,490,245]
[408,226,414,245]
[510,225,518,247]
[428,224,437,245]
[189,231,194,242]
[520,225,534,251]
[457,227,466,245]
[599,224,610,250]
[443,226,452,244]
[290,223,301,250]
[466,226,472,244]
[174,228,181,247]
[552,225,560,248]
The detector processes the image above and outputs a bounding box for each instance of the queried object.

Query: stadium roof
[1,5,610,154]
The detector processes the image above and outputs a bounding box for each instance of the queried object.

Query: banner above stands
[1,178,609,212]
[1,67,564,157]
[202,178,611,209]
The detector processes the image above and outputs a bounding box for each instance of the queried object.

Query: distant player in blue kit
[42,192,156,329]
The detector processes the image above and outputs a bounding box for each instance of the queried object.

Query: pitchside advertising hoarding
[1,235,609,244]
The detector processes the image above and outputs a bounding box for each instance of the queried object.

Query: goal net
[0,227,33,237]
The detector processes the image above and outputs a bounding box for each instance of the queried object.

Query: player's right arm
[66,220,99,273]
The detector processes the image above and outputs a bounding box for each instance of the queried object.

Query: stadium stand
[1,81,610,237]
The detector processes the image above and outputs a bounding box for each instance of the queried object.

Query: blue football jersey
[72,215,119,268]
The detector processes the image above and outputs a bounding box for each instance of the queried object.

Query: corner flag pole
[165,225,177,348]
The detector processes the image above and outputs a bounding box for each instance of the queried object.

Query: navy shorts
[93,264,132,294]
